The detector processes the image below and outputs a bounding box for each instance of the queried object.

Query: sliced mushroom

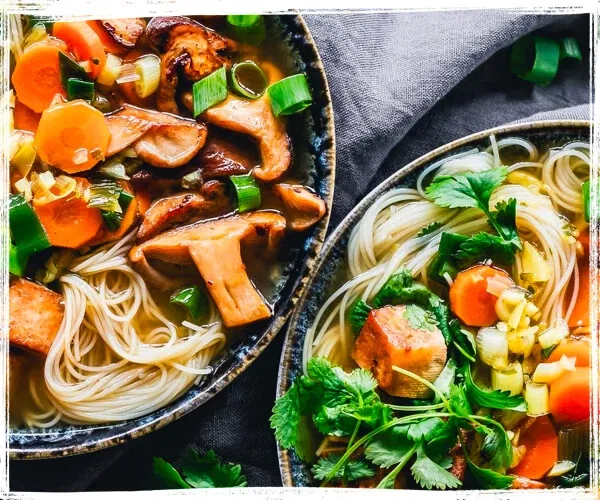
[105,104,207,167]
[202,96,292,182]
[129,212,285,327]
[102,18,146,49]
[193,128,257,179]
[137,184,231,242]
[146,16,236,114]
[272,184,326,231]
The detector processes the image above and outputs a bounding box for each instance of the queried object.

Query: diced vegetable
[532,355,576,384]
[34,99,110,173]
[226,15,265,44]
[231,61,267,99]
[491,362,524,396]
[52,21,106,79]
[450,265,510,327]
[23,22,48,48]
[560,37,582,61]
[134,54,160,98]
[267,74,312,117]
[546,461,576,478]
[90,192,138,245]
[476,326,509,370]
[510,415,557,479]
[548,367,590,424]
[230,173,261,213]
[88,179,122,212]
[11,41,66,113]
[9,242,29,277]
[10,130,36,177]
[547,338,590,366]
[100,190,134,231]
[58,51,89,88]
[170,286,209,322]
[66,77,95,101]
[192,66,228,117]
[97,53,123,87]
[538,319,569,350]
[520,241,552,282]
[507,326,537,357]
[9,194,51,256]
[14,178,33,202]
[524,382,549,417]
[35,248,75,284]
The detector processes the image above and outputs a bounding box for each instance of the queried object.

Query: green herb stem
[376,443,418,489]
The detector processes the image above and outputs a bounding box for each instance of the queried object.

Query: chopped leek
[582,180,590,222]
[88,179,122,212]
[10,136,36,177]
[226,15,265,44]
[532,355,576,384]
[507,326,537,357]
[538,319,569,349]
[36,249,74,284]
[97,53,123,87]
[231,61,267,99]
[524,381,549,416]
[520,241,552,282]
[267,74,312,117]
[9,194,51,256]
[59,51,89,89]
[134,54,161,98]
[170,285,208,322]
[476,326,509,370]
[67,78,95,102]
[23,22,47,48]
[9,242,28,277]
[491,362,524,396]
[101,191,134,231]
[192,66,228,117]
[560,37,582,61]
[230,173,261,213]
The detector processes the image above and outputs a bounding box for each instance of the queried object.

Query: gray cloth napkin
[10,10,590,492]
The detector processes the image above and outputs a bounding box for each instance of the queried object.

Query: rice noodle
[303,136,588,374]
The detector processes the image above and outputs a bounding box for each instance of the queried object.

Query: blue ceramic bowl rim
[10,13,336,460]
[276,119,591,487]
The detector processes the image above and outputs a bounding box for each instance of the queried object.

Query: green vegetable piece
[417,221,443,237]
[403,304,438,332]
[231,61,267,99]
[510,35,561,87]
[267,74,312,117]
[312,455,375,482]
[226,15,265,45]
[348,298,372,333]
[410,444,462,490]
[152,457,191,489]
[364,427,415,468]
[181,449,247,488]
[88,179,122,212]
[582,180,590,222]
[58,51,89,89]
[100,191,134,231]
[9,194,51,256]
[463,364,526,411]
[170,286,208,323]
[560,37,582,62]
[192,66,228,117]
[230,173,261,213]
[9,242,28,277]
[67,77,95,102]
[465,454,514,489]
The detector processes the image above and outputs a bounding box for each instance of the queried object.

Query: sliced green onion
[88,179,122,212]
[230,173,261,213]
[226,15,262,27]
[231,61,267,99]
[9,194,51,256]
[97,53,123,87]
[67,78,95,102]
[9,242,29,277]
[134,54,161,98]
[582,180,590,222]
[182,169,203,190]
[226,15,265,45]
[267,74,312,117]
[560,37,582,61]
[100,191,134,231]
[119,190,134,212]
[59,51,89,89]
[510,35,561,87]
[98,160,130,181]
[170,285,208,322]
[192,66,228,117]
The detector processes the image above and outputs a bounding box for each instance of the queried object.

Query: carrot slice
[86,20,128,55]
[449,265,511,327]
[548,367,590,424]
[34,100,111,174]
[34,178,104,249]
[510,415,557,480]
[11,42,66,113]
[547,337,590,367]
[13,99,41,133]
[52,21,106,79]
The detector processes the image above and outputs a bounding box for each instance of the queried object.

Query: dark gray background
[10,10,591,491]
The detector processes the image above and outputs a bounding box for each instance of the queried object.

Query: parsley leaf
[417,221,444,237]
[493,198,522,250]
[406,417,445,442]
[348,299,372,333]
[480,425,513,471]
[465,456,514,489]
[455,232,518,265]
[411,444,462,490]
[403,304,438,331]
[270,383,300,451]
[463,364,526,411]
[448,384,473,418]
[312,455,375,482]
[153,457,192,489]
[364,426,415,468]
[372,269,431,308]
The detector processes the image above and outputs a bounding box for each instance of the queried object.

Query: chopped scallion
[192,66,228,117]
[230,173,261,213]
[59,51,89,89]
[88,179,122,212]
[226,15,265,45]
[170,285,208,322]
[582,180,590,222]
[560,37,582,61]
[9,194,51,256]
[231,61,267,99]
[9,242,29,277]
[100,191,134,231]
[267,74,312,117]
[226,15,262,27]
[67,78,95,102]
[134,54,161,98]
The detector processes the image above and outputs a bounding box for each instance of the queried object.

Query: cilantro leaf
[455,232,518,265]
[312,455,375,482]
[372,269,432,308]
[270,383,300,450]
[464,364,526,411]
[364,426,415,468]
[425,168,507,211]
[448,384,473,418]
[403,304,438,331]
[406,417,445,442]
[410,444,462,490]
[481,425,514,471]
[466,456,514,489]
[417,221,444,237]
[153,457,192,489]
[348,299,372,333]
[493,198,521,250]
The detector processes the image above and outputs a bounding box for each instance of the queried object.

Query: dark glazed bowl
[276,120,590,487]
[10,14,335,459]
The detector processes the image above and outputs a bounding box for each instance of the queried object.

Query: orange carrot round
[53,21,106,79]
[11,42,66,113]
[547,337,590,367]
[549,367,590,424]
[34,100,111,174]
[449,265,510,326]
[510,415,557,480]
[13,99,42,133]
[34,178,104,249]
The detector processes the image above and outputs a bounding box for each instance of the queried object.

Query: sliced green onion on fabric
[192,66,228,117]
[9,194,51,256]
[67,78,95,102]
[226,15,265,44]
[560,37,582,61]
[230,173,261,213]
[9,242,29,277]
[88,179,122,212]
[267,74,312,117]
[582,180,590,222]
[231,61,267,99]
[59,51,89,89]
[510,35,560,87]
[170,285,208,322]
